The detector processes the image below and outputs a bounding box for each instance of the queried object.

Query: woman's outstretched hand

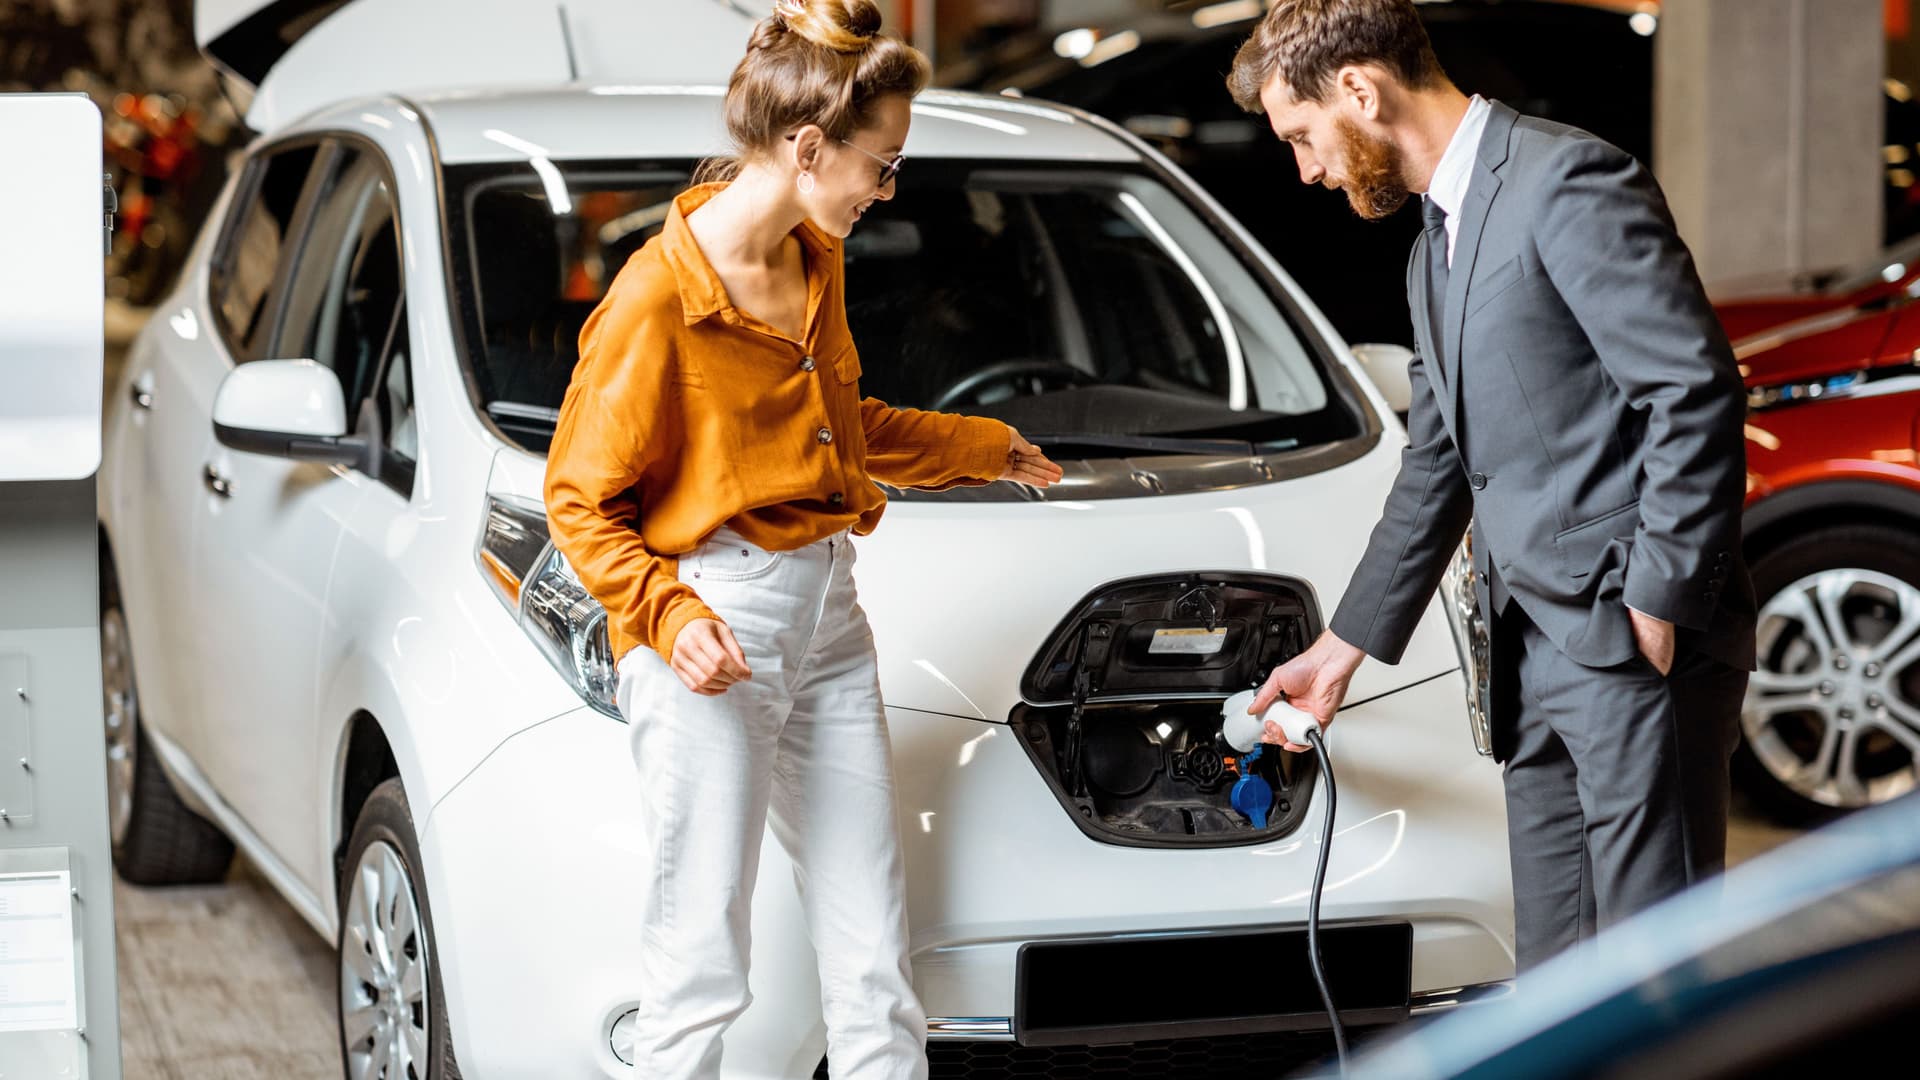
[1002,427,1064,488]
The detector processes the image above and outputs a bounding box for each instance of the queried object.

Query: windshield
[442,159,1361,456]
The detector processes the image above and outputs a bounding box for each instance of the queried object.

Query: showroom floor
[108,805,1804,1078]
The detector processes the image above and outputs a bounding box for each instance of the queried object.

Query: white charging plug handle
[1220,689,1321,750]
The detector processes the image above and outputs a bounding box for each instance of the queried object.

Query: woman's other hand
[1003,427,1064,488]
[671,618,753,696]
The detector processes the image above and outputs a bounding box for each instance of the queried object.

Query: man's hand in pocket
[1629,606,1675,676]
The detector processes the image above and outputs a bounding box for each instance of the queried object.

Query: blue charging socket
[1230,745,1274,828]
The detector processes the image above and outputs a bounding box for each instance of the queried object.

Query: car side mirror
[212,358,369,468]
[1349,342,1415,419]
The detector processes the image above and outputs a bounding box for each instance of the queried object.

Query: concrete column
[1656,0,1884,287]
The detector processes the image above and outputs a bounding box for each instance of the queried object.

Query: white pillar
[1656,0,1884,287]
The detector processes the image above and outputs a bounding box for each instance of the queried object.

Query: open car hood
[196,0,756,132]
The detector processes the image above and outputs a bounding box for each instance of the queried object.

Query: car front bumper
[421,671,1512,1079]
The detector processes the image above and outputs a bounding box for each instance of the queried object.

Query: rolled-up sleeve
[860,397,1010,491]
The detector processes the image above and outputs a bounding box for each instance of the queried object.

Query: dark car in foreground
[1319,792,1920,1078]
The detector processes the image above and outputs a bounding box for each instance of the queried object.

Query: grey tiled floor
[114,859,338,1079]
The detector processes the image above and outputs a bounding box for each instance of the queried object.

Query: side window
[273,143,415,493]
[210,144,319,362]
[378,312,414,451]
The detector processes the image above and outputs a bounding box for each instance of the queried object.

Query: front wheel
[337,778,461,1080]
[1736,524,1920,825]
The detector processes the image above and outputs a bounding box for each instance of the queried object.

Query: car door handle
[129,379,153,410]
[203,464,233,498]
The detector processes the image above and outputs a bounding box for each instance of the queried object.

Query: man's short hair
[1228,0,1447,114]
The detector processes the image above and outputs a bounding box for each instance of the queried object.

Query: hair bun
[775,0,881,54]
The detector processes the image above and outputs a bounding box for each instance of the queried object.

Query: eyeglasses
[782,131,906,188]
[837,138,906,188]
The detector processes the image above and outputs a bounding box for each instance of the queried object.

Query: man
[1231,0,1756,971]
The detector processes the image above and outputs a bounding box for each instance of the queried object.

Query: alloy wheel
[340,840,433,1080]
[1744,567,1920,809]
[100,607,139,847]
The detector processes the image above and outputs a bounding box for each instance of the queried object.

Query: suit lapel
[1440,172,1498,432]
[1440,101,1518,435]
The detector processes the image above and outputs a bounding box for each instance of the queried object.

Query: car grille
[814,1030,1342,1079]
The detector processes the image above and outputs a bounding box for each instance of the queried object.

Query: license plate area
[1015,921,1412,1046]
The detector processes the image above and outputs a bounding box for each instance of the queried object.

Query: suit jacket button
[817,427,833,444]
[1478,571,1489,585]
[801,356,817,372]
[1469,472,1488,490]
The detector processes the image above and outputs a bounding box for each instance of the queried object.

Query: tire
[337,778,461,1080]
[101,557,235,885]
[1735,523,1920,826]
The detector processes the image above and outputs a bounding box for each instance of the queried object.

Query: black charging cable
[1302,724,1349,1076]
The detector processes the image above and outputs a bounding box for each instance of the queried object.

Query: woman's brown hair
[694,0,929,184]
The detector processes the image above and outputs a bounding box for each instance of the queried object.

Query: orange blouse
[544,183,1013,667]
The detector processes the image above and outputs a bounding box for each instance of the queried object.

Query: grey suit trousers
[1492,600,1747,970]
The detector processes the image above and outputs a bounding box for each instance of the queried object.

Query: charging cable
[1221,691,1349,1076]
[1302,724,1346,1072]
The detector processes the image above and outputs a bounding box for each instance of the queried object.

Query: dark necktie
[1422,197,1450,368]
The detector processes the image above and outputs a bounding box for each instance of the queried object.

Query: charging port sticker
[1147,628,1227,655]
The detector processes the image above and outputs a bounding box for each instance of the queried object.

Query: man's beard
[1334,116,1411,221]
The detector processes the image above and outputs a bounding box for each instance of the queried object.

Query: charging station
[0,92,122,1080]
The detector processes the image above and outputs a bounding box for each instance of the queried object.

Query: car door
[120,142,321,765]
[192,138,406,893]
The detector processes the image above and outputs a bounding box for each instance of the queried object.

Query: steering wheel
[929,359,1096,411]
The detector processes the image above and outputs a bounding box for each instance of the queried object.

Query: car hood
[196,0,753,132]
[1731,305,1901,387]
[486,440,1462,725]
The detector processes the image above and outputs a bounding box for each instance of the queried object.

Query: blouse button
[817,427,833,445]
[801,356,816,372]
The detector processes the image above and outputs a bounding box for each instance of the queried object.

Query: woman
[543,1,1063,1076]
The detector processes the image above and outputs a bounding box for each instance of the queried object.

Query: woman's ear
[786,124,826,173]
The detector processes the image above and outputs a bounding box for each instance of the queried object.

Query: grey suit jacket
[1330,101,1757,678]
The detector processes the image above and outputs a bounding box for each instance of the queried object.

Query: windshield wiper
[1023,432,1258,456]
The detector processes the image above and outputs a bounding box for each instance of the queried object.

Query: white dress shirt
[1424,94,1491,267]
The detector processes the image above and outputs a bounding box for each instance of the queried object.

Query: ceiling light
[1053,28,1097,60]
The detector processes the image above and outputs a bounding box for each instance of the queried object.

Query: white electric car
[97,2,1513,1077]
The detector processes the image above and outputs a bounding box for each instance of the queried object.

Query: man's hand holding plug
[1249,629,1368,751]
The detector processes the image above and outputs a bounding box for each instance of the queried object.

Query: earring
[797,171,815,194]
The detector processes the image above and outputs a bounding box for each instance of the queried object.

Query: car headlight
[1746,369,1866,410]
[477,494,620,719]
[1438,528,1494,757]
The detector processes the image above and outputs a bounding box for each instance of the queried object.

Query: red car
[1721,240,1920,823]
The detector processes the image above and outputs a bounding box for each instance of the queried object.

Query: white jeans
[616,525,927,1079]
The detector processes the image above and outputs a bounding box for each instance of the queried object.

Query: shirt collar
[1425,94,1491,222]
[659,181,836,327]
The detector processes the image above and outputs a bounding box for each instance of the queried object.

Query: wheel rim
[1745,567,1920,809]
[341,840,432,1080]
[101,607,139,848]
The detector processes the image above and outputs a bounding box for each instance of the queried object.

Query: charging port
[1012,573,1323,848]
